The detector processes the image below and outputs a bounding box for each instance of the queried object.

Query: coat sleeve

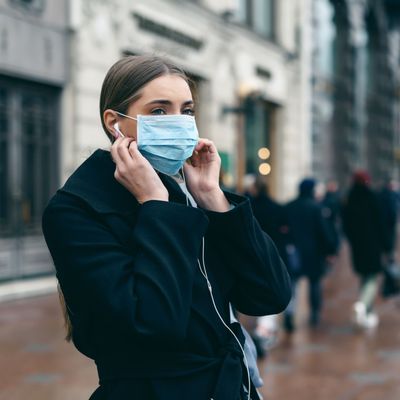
[203,192,292,316]
[42,193,208,344]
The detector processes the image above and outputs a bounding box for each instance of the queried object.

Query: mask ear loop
[181,167,190,207]
[181,166,251,400]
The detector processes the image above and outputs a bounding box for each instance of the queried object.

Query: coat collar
[60,149,188,215]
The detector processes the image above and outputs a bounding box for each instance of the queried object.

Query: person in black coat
[242,175,288,357]
[283,178,334,331]
[377,178,399,260]
[321,180,342,256]
[249,176,288,258]
[342,171,385,329]
[42,55,291,400]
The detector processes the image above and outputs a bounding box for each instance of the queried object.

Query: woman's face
[111,74,194,140]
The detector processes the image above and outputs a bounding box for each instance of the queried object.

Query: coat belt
[95,335,259,399]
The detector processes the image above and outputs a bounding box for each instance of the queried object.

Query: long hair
[58,284,72,342]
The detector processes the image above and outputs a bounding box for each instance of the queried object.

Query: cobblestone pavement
[1,244,400,400]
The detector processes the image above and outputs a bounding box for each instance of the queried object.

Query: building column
[365,0,399,183]
[330,0,367,187]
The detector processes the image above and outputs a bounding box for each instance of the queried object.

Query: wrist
[137,190,169,204]
[193,188,230,212]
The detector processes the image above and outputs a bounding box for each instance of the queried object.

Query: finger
[111,137,125,164]
[195,138,216,154]
[127,140,141,160]
[116,137,136,164]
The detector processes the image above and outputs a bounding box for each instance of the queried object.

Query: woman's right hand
[111,137,169,203]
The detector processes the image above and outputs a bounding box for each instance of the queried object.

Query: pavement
[1,243,400,400]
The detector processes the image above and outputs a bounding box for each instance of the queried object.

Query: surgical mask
[115,112,199,176]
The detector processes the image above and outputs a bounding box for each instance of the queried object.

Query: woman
[342,171,384,329]
[42,55,291,400]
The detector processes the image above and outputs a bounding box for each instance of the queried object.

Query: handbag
[381,262,400,298]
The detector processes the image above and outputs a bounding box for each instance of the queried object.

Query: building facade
[0,0,69,281]
[0,0,313,281]
[66,0,312,197]
[312,0,400,188]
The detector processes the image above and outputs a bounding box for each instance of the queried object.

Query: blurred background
[0,0,400,399]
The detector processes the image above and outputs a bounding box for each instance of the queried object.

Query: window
[0,78,59,237]
[244,98,273,174]
[235,0,275,39]
[253,0,274,38]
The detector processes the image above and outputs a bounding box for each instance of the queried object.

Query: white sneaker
[364,312,379,329]
[352,302,367,328]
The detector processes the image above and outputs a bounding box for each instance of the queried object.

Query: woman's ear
[103,109,119,138]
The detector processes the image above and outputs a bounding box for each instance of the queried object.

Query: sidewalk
[258,244,400,400]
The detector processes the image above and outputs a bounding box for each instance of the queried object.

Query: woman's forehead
[139,75,192,100]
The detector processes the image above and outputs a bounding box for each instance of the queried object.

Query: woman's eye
[182,108,195,116]
[151,108,166,115]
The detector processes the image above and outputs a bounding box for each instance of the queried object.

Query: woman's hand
[111,137,169,203]
[183,139,230,212]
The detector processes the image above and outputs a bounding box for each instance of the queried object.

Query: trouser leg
[359,274,379,313]
[308,278,322,326]
[283,277,298,332]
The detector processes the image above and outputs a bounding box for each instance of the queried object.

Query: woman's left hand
[183,139,230,212]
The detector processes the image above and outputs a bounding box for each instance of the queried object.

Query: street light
[259,162,271,176]
[258,147,270,160]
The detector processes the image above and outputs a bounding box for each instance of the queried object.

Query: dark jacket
[250,193,286,249]
[285,195,334,280]
[321,191,342,254]
[342,184,385,275]
[377,187,398,254]
[42,149,291,400]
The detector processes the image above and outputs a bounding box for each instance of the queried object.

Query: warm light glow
[259,163,271,175]
[258,147,270,160]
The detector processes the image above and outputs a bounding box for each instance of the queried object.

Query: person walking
[283,178,335,331]
[321,180,342,256]
[42,55,291,400]
[243,175,288,356]
[342,171,385,329]
[377,178,399,263]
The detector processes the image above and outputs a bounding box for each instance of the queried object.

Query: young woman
[42,55,291,400]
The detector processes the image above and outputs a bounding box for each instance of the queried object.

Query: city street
[1,244,400,400]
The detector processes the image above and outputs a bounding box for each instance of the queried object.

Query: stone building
[312,0,400,187]
[0,0,312,282]
[0,0,69,281]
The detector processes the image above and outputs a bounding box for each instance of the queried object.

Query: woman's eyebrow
[145,99,194,106]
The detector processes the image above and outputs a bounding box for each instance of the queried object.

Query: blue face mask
[115,112,199,176]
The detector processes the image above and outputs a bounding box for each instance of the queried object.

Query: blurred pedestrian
[377,178,400,299]
[42,55,291,400]
[377,178,399,262]
[342,171,385,329]
[283,178,335,332]
[244,175,288,355]
[249,175,288,259]
[321,179,342,257]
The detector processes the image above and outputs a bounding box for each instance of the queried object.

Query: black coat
[250,193,286,249]
[342,184,384,275]
[285,195,334,280]
[377,187,399,253]
[42,149,291,400]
